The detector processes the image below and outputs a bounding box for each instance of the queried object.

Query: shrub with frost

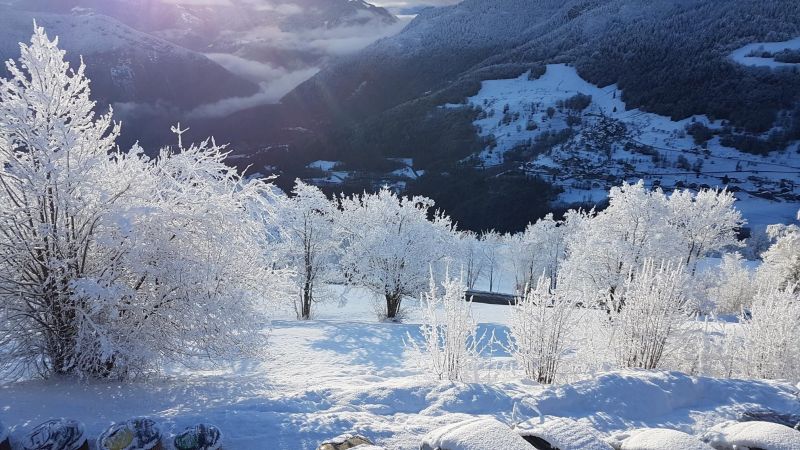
[707,253,756,315]
[738,285,800,380]
[407,274,482,382]
[608,260,691,370]
[757,215,800,292]
[507,276,580,384]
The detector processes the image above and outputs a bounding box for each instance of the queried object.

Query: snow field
[2,292,798,449]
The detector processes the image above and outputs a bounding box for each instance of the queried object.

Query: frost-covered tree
[560,181,742,313]
[507,276,579,384]
[480,230,503,292]
[407,274,481,382]
[0,26,287,379]
[560,181,675,313]
[608,260,691,370]
[757,212,800,292]
[667,188,743,274]
[507,214,571,295]
[279,181,342,320]
[454,231,486,290]
[338,188,454,320]
[707,253,755,315]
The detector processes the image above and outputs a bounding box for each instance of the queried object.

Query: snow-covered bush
[707,253,756,315]
[0,26,288,379]
[278,181,342,319]
[608,260,691,370]
[507,276,580,384]
[407,275,481,382]
[738,285,800,380]
[338,188,454,320]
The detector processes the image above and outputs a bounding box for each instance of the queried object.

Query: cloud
[191,15,410,116]
[187,68,319,118]
[206,53,298,84]
[164,1,412,117]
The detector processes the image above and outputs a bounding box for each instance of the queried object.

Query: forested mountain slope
[281,0,800,169]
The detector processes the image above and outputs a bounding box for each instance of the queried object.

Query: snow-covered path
[2,296,798,449]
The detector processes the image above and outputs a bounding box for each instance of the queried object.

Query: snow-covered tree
[560,181,742,313]
[338,188,454,320]
[560,181,675,313]
[667,188,743,274]
[507,214,571,295]
[507,276,579,384]
[407,274,481,382]
[279,181,342,319]
[0,26,288,379]
[454,231,486,290]
[479,230,503,292]
[757,213,800,292]
[608,260,691,370]
[707,253,755,315]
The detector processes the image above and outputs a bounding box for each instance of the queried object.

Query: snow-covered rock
[96,418,162,450]
[613,428,713,450]
[703,420,800,450]
[317,433,376,450]
[420,417,532,450]
[22,419,88,450]
[740,409,800,430]
[173,424,222,450]
[517,417,612,450]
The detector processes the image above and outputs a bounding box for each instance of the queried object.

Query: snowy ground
[2,284,799,449]
[452,64,800,229]
[730,37,800,68]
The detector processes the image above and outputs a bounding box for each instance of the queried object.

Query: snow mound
[703,420,800,450]
[517,417,613,450]
[615,428,713,450]
[419,417,532,450]
[531,371,800,434]
[0,420,7,443]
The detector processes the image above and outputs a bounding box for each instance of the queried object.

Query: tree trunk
[385,293,402,320]
[301,282,312,320]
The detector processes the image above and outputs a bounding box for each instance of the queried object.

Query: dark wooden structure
[465,290,518,305]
